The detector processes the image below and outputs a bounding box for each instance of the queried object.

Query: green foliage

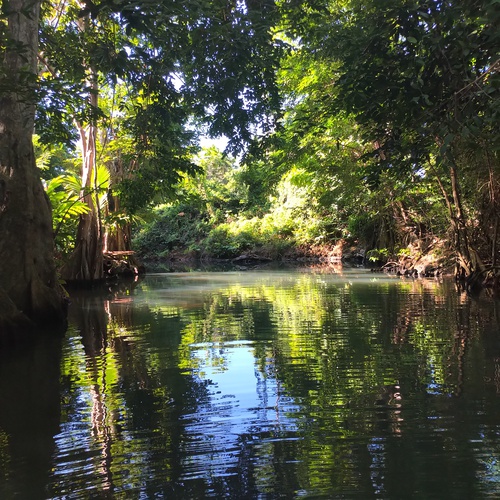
[42,152,111,258]
[45,174,90,256]
[134,159,340,261]
[347,213,375,244]
[366,248,389,263]
[38,0,285,153]
[32,0,286,276]
[235,159,276,216]
[34,136,79,180]
[133,204,210,259]
[32,0,500,271]
[200,213,298,259]
[201,223,255,259]
[192,147,249,220]
[112,94,199,214]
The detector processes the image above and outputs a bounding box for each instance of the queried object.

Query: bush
[133,204,209,259]
[133,164,342,261]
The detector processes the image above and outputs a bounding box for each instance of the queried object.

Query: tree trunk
[0,0,67,332]
[103,157,142,275]
[104,156,128,253]
[448,160,485,279]
[60,121,104,282]
[60,56,104,283]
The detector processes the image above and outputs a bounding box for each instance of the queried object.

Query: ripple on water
[29,272,500,499]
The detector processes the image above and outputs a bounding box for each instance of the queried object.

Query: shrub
[133,204,209,259]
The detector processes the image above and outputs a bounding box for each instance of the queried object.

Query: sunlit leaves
[310,0,500,160]
[45,165,110,253]
[38,0,284,151]
[37,0,286,260]
[46,173,90,253]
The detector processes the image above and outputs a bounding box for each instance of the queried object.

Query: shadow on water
[0,331,63,499]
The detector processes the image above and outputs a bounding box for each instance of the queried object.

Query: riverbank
[136,237,456,277]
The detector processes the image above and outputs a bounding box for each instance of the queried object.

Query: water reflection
[2,269,500,497]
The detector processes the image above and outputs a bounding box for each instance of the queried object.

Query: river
[1,266,500,498]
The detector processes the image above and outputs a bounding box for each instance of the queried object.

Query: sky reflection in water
[1,268,500,498]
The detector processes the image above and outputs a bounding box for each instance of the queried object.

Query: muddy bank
[137,238,456,277]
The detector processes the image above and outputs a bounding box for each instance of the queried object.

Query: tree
[0,0,67,331]
[282,0,500,281]
[37,0,285,283]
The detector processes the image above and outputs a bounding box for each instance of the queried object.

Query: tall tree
[267,46,448,254]
[284,0,500,281]
[0,0,67,331]
[38,0,284,283]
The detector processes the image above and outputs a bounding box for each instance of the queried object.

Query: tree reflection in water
[2,270,500,498]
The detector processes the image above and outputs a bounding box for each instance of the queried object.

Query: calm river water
[1,267,500,498]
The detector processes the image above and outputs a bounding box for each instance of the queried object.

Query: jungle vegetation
[1,0,499,330]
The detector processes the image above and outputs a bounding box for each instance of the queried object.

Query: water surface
[1,267,500,498]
